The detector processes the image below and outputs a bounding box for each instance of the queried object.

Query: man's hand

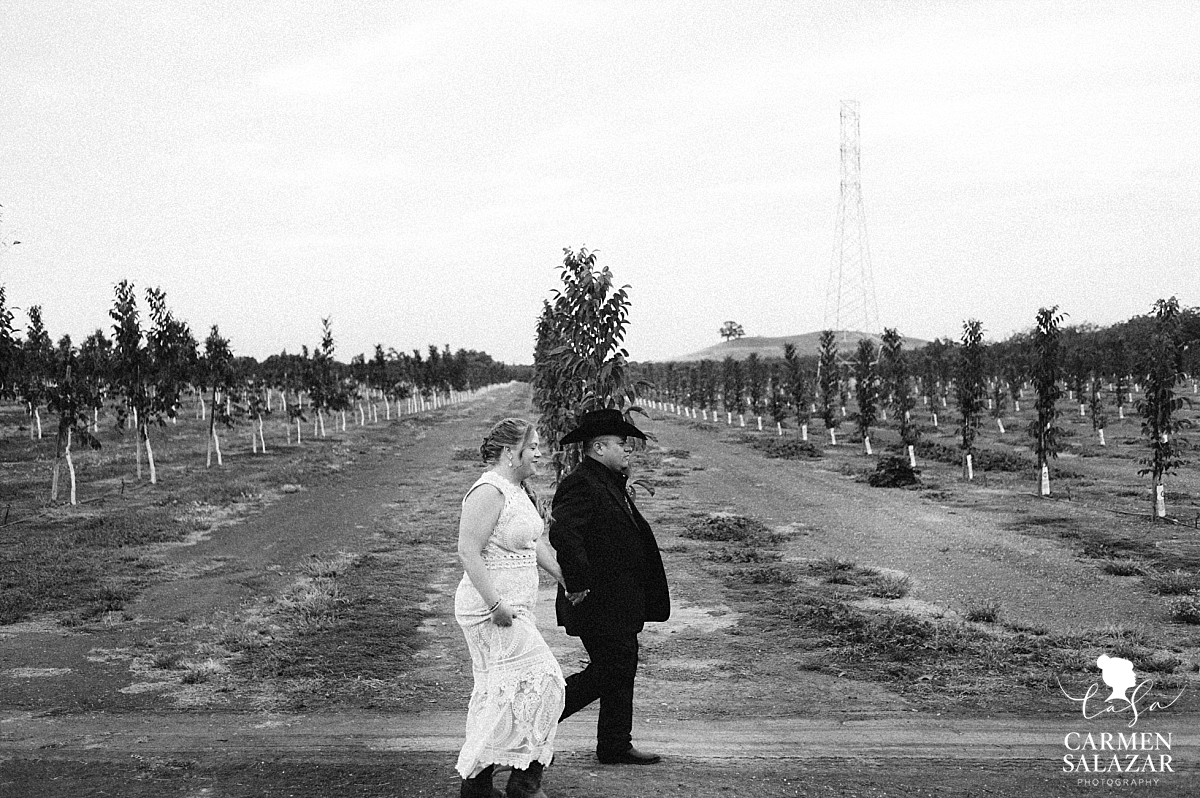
[566,589,590,606]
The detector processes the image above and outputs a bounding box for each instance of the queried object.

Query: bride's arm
[536,535,565,588]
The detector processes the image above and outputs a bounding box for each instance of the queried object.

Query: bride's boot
[461,764,502,798]
[505,761,548,798]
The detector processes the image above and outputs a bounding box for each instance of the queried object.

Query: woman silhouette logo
[1096,654,1137,704]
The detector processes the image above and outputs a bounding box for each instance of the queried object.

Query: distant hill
[660,331,930,362]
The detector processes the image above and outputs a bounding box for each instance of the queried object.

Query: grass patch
[1145,570,1199,596]
[1100,558,1148,576]
[1165,595,1200,625]
[963,598,1002,623]
[741,436,824,460]
[682,513,770,543]
[702,546,782,564]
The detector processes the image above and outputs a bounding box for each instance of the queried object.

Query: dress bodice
[466,471,545,567]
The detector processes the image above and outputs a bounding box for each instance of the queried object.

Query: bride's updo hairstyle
[480,418,536,465]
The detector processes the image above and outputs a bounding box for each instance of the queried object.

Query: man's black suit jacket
[549,456,670,637]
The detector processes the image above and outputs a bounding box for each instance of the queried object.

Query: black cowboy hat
[560,408,647,446]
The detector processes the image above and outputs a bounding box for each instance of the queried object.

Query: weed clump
[728,565,797,585]
[1100,558,1148,576]
[1166,595,1200,625]
[682,514,769,542]
[867,456,921,488]
[702,547,782,564]
[1146,570,1198,596]
[963,599,1002,623]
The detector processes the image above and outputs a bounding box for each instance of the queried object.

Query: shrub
[867,457,921,488]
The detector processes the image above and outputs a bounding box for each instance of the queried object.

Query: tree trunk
[1098,428,1106,446]
[212,426,223,467]
[383,396,391,419]
[318,411,326,437]
[1039,460,1050,496]
[51,425,63,502]
[135,413,143,479]
[144,425,157,484]
[801,423,808,441]
[997,418,1005,434]
[963,453,974,481]
[1154,481,1166,519]
[864,436,873,456]
[907,445,916,468]
[296,418,302,444]
[207,390,218,468]
[67,428,77,505]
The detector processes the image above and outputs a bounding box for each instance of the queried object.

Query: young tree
[817,330,840,443]
[720,355,744,424]
[0,286,16,402]
[143,287,197,481]
[698,359,718,419]
[784,343,814,441]
[109,280,151,478]
[77,329,113,432]
[306,318,337,436]
[880,328,919,461]
[766,362,789,434]
[1137,297,1191,519]
[745,352,765,426]
[956,319,987,480]
[19,306,53,439]
[45,344,102,504]
[1028,307,1066,496]
[1088,374,1108,447]
[203,325,236,467]
[853,338,879,454]
[533,247,640,480]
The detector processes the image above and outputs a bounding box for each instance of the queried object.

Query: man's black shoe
[596,747,661,765]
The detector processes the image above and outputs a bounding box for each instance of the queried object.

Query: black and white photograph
[2,1,1198,795]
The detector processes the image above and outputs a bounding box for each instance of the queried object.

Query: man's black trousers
[559,631,639,756]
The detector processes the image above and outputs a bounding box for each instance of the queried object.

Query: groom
[550,408,671,765]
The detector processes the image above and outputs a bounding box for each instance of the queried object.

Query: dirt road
[3,385,1198,796]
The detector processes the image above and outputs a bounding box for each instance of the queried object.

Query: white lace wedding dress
[454,471,565,779]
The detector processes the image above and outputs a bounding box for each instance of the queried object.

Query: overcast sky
[2,1,1197,365]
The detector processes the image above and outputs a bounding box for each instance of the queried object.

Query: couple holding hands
[453,410,671,798]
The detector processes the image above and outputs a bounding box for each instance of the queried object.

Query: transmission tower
[823,100,880,342]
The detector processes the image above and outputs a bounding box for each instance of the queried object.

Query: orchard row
[0,281,526,502]
[632,301,1198,519]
